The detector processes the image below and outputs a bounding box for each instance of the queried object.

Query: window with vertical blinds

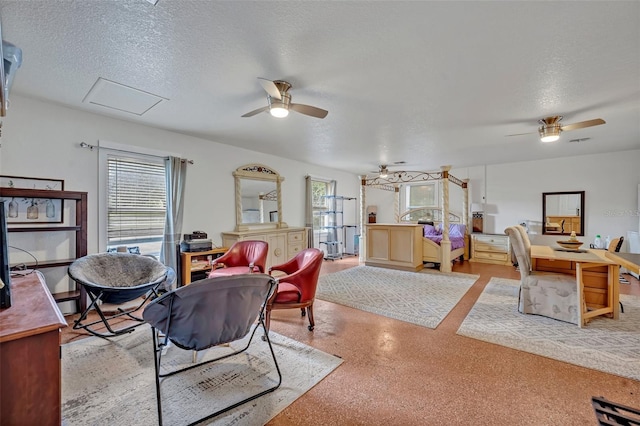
[107,155,166,248]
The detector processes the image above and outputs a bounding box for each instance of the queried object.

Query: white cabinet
[470,233,511,265]
[221,227,308,269]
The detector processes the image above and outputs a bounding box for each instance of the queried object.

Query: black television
[0,202,11,308]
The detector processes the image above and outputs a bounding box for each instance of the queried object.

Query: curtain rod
[79,142,194,164]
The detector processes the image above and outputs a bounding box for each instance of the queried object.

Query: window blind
[107,155,166,246]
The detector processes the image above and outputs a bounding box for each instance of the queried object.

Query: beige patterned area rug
[457,277,640,381]
[316,265,479,329]
[62,325,342,425]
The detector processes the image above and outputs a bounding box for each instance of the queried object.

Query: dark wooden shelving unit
[0,187,88,312]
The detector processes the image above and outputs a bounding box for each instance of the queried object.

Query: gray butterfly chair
[68,253,172,338]
[142,273,281,426]
[505,225,580,325]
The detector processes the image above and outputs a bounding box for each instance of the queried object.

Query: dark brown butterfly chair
[608,236,626,313]
[68,253,171,338]
[266,248,324,332]
[592,396,640,425]
[143,273,281,426]
[208,240,269,277]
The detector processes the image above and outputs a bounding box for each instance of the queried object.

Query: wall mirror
[233,164,285,231]
[542,191,585,236]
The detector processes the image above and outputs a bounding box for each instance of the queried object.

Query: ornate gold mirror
[234,164,285,231]
[542,191,585,236]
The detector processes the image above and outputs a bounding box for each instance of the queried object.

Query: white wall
[1,95,360,311]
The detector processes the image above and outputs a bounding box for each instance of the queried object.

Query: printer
[180,231,213,252]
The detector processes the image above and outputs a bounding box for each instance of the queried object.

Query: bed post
[394,187,400,223]
[360,175,367,262]
[440,165,452,272]
[462,178,470,260]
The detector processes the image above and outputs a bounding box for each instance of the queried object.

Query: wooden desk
[0,272,67,425]
[180,248,228,285]
[605,251,640,275]
[531,245,620,327]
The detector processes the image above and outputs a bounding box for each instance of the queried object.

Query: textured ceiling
[1,1,639,175]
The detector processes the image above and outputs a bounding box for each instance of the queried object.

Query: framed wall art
[0,175,65,224]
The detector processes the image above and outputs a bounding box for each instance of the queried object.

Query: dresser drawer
[474,241,508,253]
[288,242,304,258]
[474,251,509,262]
[288,231,305,244]
[474,234,508,245]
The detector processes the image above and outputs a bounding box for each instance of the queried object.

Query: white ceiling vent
[82,78,167,115]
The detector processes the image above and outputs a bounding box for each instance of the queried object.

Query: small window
[312,179,330,229]
[105,154,166,256]
[402,182,439,211]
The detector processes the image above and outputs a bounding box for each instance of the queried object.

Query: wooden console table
[531,245,620,326]
[365,224,423,272]
[0,272,67,425]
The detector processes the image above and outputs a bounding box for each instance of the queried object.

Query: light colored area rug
[316,265,479,329]
[62,326,342,425]
[457,277,640,381]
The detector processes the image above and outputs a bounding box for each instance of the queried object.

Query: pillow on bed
[423,224,440,237]
[449,224,466,238]
[436,223,466,238]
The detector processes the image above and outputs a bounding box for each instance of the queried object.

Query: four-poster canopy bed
[360,165,470,273]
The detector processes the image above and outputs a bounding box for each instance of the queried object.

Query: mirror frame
[542,190,585,236]
[233,164,285,231]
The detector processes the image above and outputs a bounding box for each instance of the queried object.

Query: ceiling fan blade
[241,106,269,118]
[257,78,282,100]
[505,131,536,137]
[561,118,606,132]
[290,103,328,119]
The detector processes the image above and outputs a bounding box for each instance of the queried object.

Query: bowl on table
[557,240,584,250]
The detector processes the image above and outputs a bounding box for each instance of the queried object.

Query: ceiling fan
[507,115,606,142]
[369,164,402,178]
[241,78,328,119]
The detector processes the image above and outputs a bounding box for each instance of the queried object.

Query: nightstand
[470,233,511,265]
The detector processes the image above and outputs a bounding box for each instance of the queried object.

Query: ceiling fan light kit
[539,124,561,143]
[269,100,289,118]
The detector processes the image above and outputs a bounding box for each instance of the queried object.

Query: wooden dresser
[221,227,307,269]
[0,272,67,425]
[470,233,512,265]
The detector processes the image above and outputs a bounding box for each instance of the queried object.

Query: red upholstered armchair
[208,240,269,278]
[266,248,324,332]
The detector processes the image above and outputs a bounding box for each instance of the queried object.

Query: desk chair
[505,226,580,325]
[608,237,626,312]
[592,396,640,425]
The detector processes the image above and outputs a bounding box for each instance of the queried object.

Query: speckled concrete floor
[62,258,640,425]
[264,258,640,426]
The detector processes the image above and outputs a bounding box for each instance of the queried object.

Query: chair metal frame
[72,284,164,338]
[148,275,282,426]
[68,253,171,338]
